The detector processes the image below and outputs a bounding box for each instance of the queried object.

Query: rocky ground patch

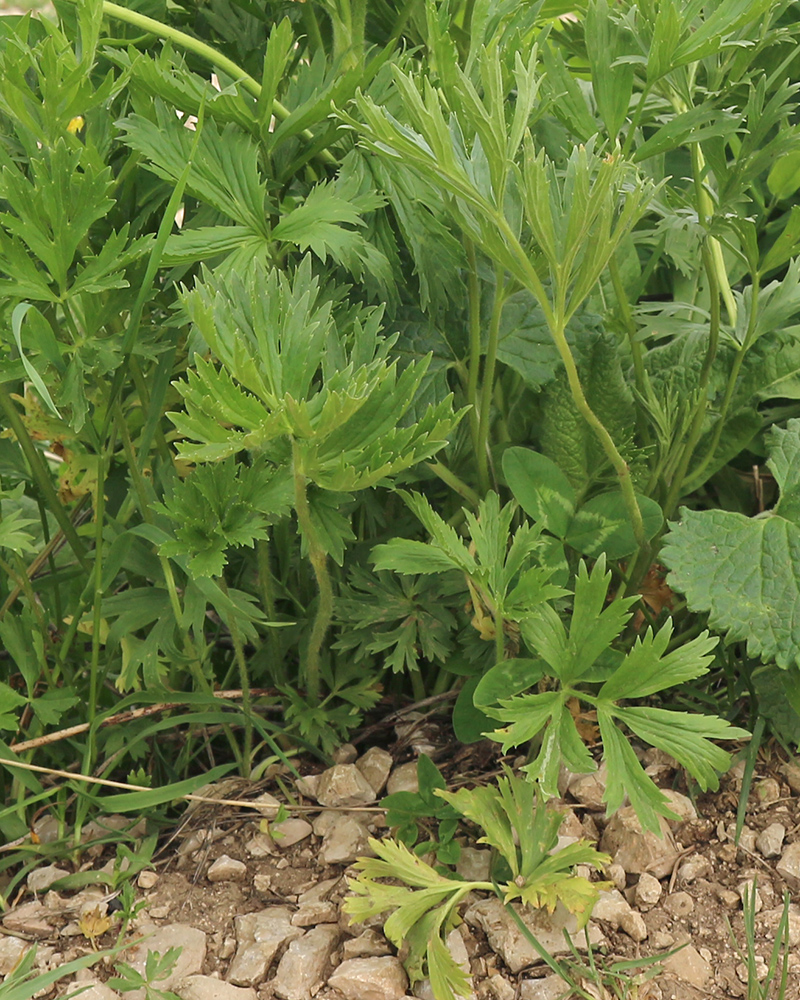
[2,721,800,1000]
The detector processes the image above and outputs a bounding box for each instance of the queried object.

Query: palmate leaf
[117,101,272,233]
[611,706,748,791]
[155,459,290,579]
[334,569,457,674]
[490,556,745,830]
[346,774,609,1000]
[271,180,391,284]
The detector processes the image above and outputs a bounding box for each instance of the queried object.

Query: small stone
[316,765,377,808]
[659,790,697,825]
[635,873,662,909]
[356,748,393,796]
[246,833,277,858]
[677,853,712,884]
[0,935,28,976]
[333,744,359,765]
[124,923,206,990]
[737,958,768,983]
[272,925,340,1000]
[328,957,409,1000]
[464,898,603,969]
[385,762,419,795]
[581,814,600,841]
[776,841,800,888]
[174,975,257,1000]
[619,910,648,942]
[651,930,675,949]
[738,880,762,912]
[27,865,69,894]
[756,823,786,858]
[228,907,304,986]
[755,777,781,807]
[717,888,741,909]
[342,931,393,959]
[319,815,373,865]
[292,902,339,926]
[662,943,712,987]
[297,775,321,800]
[519,976,571,1000]
[456,848,492,882]
[138,871,159,889]
[600,807,679,878]
[607,863,626,891]
[567,765,607,809]
[299,877,342,904]
[760,904,800,946]
[591,889,632,927]
[208,855,247,882]
[663,892,694,918]
[738,825,758,853]
[487,974,515,1000]
[253,792,282,819]
[2,901,54,938]
[780,760,800,793]
[272,818,314,848]
[63,980,122,1000]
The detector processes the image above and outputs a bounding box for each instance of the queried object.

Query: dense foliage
[1,0,799,948]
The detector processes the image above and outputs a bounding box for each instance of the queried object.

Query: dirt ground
[3,708,800,1000]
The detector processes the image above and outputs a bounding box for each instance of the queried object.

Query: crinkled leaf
[662,419,800,668]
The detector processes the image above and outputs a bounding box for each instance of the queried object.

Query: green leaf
[762,207,800,271]
[585,0,635,140]
[10,302,61,417]
[598,708,673,832]
[598,624,718,701]
[473,658,547,710]
[0,681,28,731]
[562,557,637,685]
[502,447,575,538]
[452,676,493,744]
[117,103,271,233]
[98,763,235,812]
[662,419,800,668]
[565,492,663,559]
[611,705,749,791]
[768,152,800,201]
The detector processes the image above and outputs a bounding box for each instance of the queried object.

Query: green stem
[0,384,90,570]
[219,577,252,772]
[494,608,505,666]
[98,1,336,166]
[493,217,647,551]
[621,84,652,160]
[88,443,110,731]
[608,255,646,398]
[426,461,480,507]
[292,439,333,701]
[476,266,506,494]
[113,403,209,692]
[257,539,284,684]
[693,272,761,485]
[464,239,482,473]
[662,239,722,520]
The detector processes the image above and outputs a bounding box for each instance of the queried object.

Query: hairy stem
[292,439,333,702]
[464,239,482,476]
[476,266,507,494]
